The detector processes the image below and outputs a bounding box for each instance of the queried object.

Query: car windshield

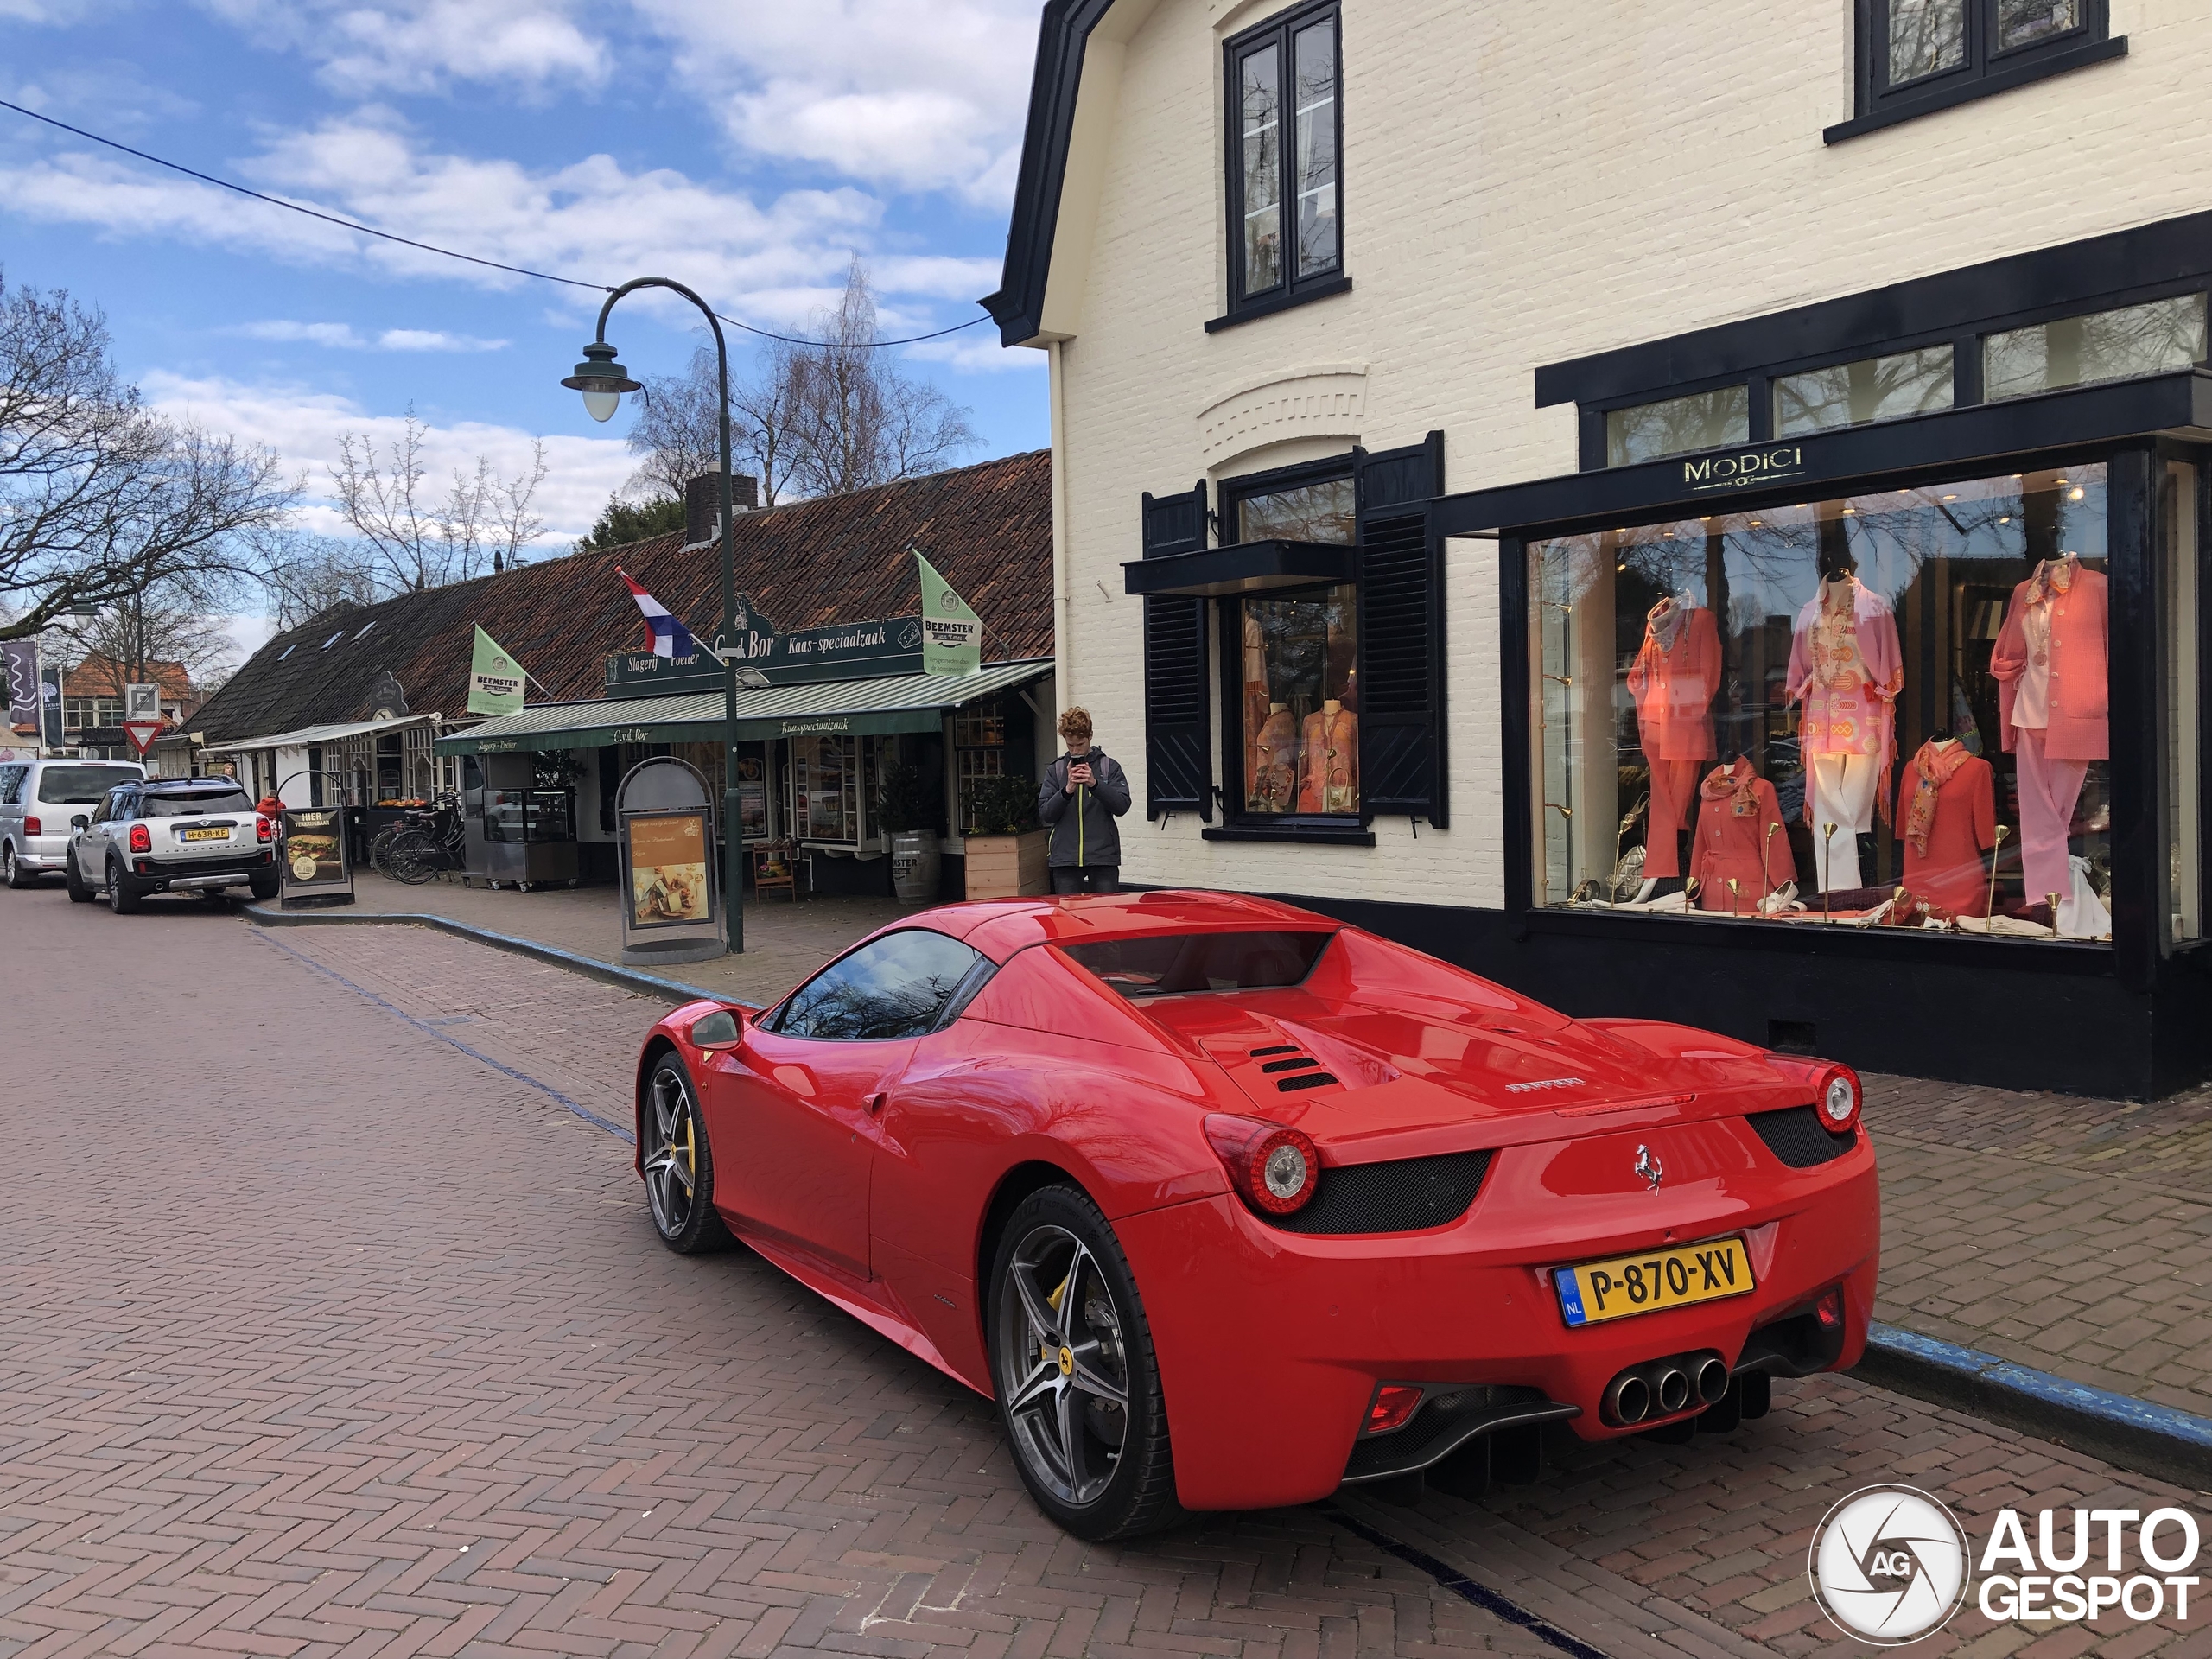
[1059,931,1332,998]
[37,766,137,804]
[142,789,254,817]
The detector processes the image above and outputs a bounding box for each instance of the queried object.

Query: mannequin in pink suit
[1624,596,1720,880]
[1990,554,2107,927]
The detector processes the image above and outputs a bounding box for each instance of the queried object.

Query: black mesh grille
[1276,1071,1339,1093]
[1270,1149,1492,1235]
[1262,1057,1319,1074]
[1748,1106,1857,1169]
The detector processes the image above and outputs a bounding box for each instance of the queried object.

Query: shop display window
[1237,474,1355,544]
[1531,462,2134,941]
[956,701,1007,834]
[1776,346,1954,437]
[1605,387,1750,468]
[1236,585,1359,817]
[792,733,865,845]
[1985,296,2206,402]
[2164,461,2202,946]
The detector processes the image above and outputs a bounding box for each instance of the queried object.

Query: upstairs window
[1224,2,1343,320]
[1840,0,2119,138]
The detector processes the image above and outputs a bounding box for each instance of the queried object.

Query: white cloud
[194,0,607,95]
[0,111,909,327]
[904,335,1043,374]
[632,0,1041,203]
[233,320,509,352]
[141,371,635,545]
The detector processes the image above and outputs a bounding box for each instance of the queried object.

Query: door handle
[866,1090,887,1115]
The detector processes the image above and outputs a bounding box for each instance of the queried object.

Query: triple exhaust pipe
[1601,1350,1731,1426]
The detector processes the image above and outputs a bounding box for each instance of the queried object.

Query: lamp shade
[561,340,642,423]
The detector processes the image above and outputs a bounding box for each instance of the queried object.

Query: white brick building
[986,0,2211,1097]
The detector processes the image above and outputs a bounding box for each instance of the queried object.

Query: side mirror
[688,1007,747,1050]
[70,815,88,831]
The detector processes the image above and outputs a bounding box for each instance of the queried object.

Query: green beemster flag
[916,549,982,677]
[467,626,527,716]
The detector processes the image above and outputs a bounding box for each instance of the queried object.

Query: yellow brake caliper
[1041,1272,1070,1368]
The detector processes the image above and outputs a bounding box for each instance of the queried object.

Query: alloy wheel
[642,1065,702,1237]
[994,1224,1133,1508]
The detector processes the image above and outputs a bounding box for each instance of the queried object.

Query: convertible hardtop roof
[922,889,1339,963]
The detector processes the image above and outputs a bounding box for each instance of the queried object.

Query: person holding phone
[1037,705,1130,894]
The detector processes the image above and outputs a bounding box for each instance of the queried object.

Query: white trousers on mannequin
[2014,728,2090,914]
[1808,753,1879,892]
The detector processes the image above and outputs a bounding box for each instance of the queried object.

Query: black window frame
[1830,0,2123,142]
[1217,0,1348,331]
[765,927,988,1042]
[1211,454,1374,842]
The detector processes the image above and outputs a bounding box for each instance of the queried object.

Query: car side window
[774,930,988,1042]
[0,764,22,804]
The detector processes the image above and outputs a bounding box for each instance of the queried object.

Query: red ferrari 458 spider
[632,891,1877,1540]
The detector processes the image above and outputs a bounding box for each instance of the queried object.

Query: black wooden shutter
[1355,432,1447,825]
[1141,482,1211,821]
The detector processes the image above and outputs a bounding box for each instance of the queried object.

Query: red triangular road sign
[122,719,164,757]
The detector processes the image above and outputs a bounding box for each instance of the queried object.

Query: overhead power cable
[0,98,994,351]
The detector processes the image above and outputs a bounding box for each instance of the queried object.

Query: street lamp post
[563,276,745,955]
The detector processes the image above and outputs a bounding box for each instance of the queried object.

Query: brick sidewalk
[3,891,2209,1656]
[327,870,908,1007]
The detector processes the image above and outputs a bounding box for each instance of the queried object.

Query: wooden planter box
[964,830,1051,899]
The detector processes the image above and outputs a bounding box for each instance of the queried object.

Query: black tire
[640,1052,732,1254]
[105,859,142,914]
[381,828,440,886]
[988,1185,1180,1541]
[63,851,92,903]
[250,874,279,901]
[3,842,31,889]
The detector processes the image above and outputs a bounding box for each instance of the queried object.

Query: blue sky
[0,0,1047,648]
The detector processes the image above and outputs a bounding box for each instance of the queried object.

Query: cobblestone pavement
[325,870,909,1007]
[6,888,2212,1656]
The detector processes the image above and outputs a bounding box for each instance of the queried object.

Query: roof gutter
[984,0,1120,349]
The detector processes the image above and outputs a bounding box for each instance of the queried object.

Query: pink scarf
[1700,756,1761,817]
[1904,739,1971,856]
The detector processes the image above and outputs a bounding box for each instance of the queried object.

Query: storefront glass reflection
[1530,463,2133,939]
[1238,584,1358,816]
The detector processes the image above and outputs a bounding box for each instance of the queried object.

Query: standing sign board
[279,805,354,906]
[122,721,163,757]
[124,683,161,721]
[616,757,724,966]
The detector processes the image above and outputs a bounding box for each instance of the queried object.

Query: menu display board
[625,810,712,930]
[281,807,346,887]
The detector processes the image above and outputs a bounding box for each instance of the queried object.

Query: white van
[1,758,146,887]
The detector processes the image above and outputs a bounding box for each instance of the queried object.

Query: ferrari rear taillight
[1363,1384,1423,1436]
[129,823,151,854]
[1202,1113,1319,1215]
[256,816,273,842]
[1816,1287,1844,1330]
[1814,1065,1861,1133]
[22,816,39,836]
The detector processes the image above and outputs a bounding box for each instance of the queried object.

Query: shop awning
[434,658,1054,755]
[202,713,441,753]
[1122,538,1357,598]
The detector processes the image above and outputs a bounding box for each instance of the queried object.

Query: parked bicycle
[371,794,465,885]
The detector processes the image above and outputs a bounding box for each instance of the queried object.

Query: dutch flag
[618,569,698,660]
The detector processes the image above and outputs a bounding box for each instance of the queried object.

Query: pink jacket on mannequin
[1990,563,2108,761]
[1625,602,1721,760]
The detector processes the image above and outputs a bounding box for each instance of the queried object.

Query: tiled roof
[190,449,1052,746]
[63,655,194,699]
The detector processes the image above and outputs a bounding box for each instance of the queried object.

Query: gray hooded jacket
[1036,749,1132,868]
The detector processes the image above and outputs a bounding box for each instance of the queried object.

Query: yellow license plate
[1553,1236,1755,1327]
[181,826,229,841]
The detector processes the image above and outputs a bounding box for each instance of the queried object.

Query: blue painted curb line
[1320,1502,1613,1659]
[240,901,761,1010]
[1859,1321,2212,1491]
